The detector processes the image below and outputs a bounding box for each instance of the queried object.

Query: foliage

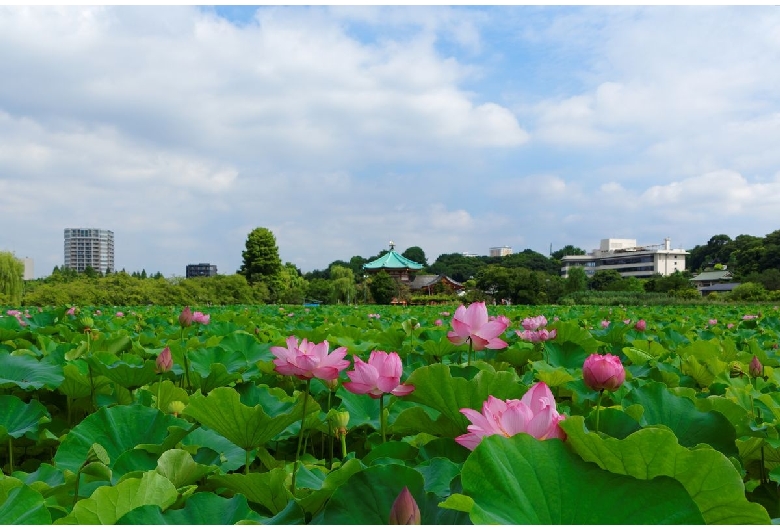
[237,227,283,292]
[369,271,397,305]
[0,251,24,306]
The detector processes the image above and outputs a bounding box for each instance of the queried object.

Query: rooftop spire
[389,240,395,250]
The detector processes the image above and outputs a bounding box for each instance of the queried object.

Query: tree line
[4,228,780,307]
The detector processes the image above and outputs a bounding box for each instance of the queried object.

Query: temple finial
[389,240,395,250]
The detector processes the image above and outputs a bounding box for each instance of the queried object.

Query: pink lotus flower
[491,315,512,327]
[434,319,443,326]
[447,302,508,350]
[116,311,124,317]
[743,314,758,321]
[193,311,210,325]
[727,323,735,329]
[516,328,557,343]
[522,315,547,331]
[270,337,349,381]
[600,320,610,328]
[389,486,421,525]
[343,350,415,399]
[179,306,194,327]
[750,355,763,378]
[708,319,717,326]
[635,319,647,332]
[95,310,102,316]
[456,382,566,450]
[440,311,450,317]
[623,319,631,325]
[156,346,173,373]
[66,307,76,316]
[582,353,626,392]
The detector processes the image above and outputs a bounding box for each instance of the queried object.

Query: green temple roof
[363,246,423,271]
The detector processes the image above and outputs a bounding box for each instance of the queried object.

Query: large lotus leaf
[54,405,192,473]
[181,426,249,473]
[89,335,133,356]
[415,457,461,497]
[59,362,98,399]
[392,405,455,437]
[0,352,64,390]
[403,364,526,437]
[321,464,425,524]
[115,492,267,524]
[622,381,738,456]
[12,462,65,489]
[184,386,317,450]
[335,387,380,430]
[112,449,158,482]
[56,471,178,524]
[0,395,50,442]
[149,380,189,415]
[188,346,246,376]
[89,354,159,390]
[156,449,218,488]
[548,320,602,353]
[461,434,704,524]
[218,330,272,360]
[530,360,575,387]
[207,468,289,515]
[296,458,364,515]
[0,477,52,524]
[561,417,770,524]
[194,362,242,394]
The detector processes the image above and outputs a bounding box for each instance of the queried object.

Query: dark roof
[408,274,463,290]
[363,249,423,271]
[698,282,741,292]
[691,270,733,282]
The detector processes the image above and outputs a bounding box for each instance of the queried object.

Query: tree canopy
[0,251,24,305]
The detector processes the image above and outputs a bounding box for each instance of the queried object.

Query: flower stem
[156,374,163,410]
[340,432,347,459]
[327,390,333,467]
[595,390,604,434]
[467,338,473,367]
[8,438,13,474]
[180,329,191,392]
[291,379,311,495]
[380,394,387,443]
[245,449,251,475]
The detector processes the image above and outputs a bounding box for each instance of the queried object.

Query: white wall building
[64,228,115,273]
[21,257,34,280]
[489,246,513,257]
[560,238,688,279]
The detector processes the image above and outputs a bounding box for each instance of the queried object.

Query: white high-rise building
[489,246,513,257]
[21,257,34,280]
[64,228,114,273]
[560,238,688,278]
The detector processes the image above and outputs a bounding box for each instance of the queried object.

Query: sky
[2,5,780,278]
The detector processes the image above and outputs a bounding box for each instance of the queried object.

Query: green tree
[402,246,428,267]
[238,227,283,288]
[475,265,514,303]
[588,270,623,291]
[551,245,586,260]
[330,265,356,304]
[0,251,24,305]
[564,266,588,294]
[369,271,397,305]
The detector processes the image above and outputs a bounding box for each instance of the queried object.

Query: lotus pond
[1,302,779,524]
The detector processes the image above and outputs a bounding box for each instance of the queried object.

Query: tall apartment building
[64,228,114,273]
[186,263,218,278]
[21,257,34,280]
[560,238,688,279]
[489,246,513,257]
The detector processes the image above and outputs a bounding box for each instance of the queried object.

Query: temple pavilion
[362,241,423,282]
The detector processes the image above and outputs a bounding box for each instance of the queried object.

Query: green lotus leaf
[12,462,65,489]
[115,492,268,524]
[561,416,770,524]
[0,477,52,524]
[403,364,526,437]
[112,449,158,482]
[548,320,602,354]
[89,354,159,390]
[0,352,64,391]
[462,434,704,524]
[363,441,418,466]
[415,457,461,497]
[296,458,364,515]
[156,448,218,488]
[0,395,50,442]
[149,380,189,414]
[181,426,249,473]
[188,346,246,376]
[59,362,111,400]
[184,386,317,450]
[622,381,738,455]
[207,468,289,515]
[531,360,575,387]
[56,471,178,524]
[54,405,192,473]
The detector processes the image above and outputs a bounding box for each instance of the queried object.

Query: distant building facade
[21,257,34,280]
[186,263,218,278]
[489,246,513,257]
[560,238,687,279]
[64,228,114,273]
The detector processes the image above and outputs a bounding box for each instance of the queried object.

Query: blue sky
[2,6,780,277]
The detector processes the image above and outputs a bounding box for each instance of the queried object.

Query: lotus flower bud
[168,401,186,417]
[330,410,350,437]
[156,346,173,373]
[324,378,340,392]
[389,487,421,525]
[729,362,744,378]
[178,306,194,328]
[749,355,763,378]
[635,319,647,332]
[79,316,94,332]
[582,353,626,392]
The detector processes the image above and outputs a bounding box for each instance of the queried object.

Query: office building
[186,263,218,278]
[560,238,687,279]
[489,246,513,257]
[64,228,114,273]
